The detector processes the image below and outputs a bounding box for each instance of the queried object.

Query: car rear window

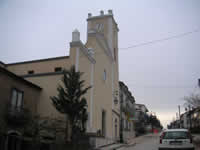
[163,131,190,139]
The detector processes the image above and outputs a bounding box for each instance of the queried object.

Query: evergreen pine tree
[50,65,91,141]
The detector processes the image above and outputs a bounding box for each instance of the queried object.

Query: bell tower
[86,10,120,141]
[86,10,119,60]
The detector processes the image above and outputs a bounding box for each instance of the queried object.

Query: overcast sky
[0,0,200,127]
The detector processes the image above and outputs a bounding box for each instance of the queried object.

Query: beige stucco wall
[86,14,120,139]
[6,57,71,119]
[69,44,93,131]
[7,57,70,75]
[85,37,116,139]
[25,74,64,118]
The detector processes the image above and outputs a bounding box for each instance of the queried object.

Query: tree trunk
[65,115,71,142]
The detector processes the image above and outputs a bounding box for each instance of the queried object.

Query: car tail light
[160,132,165,144]
[161,132,165,138]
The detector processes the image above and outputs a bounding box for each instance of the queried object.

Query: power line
[120,28,200,50]
[74,28,200,58]
[127,86,194,89]
[126,83,195,89]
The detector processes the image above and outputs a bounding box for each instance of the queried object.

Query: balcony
[5,105,31,126]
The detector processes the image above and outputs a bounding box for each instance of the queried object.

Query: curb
[111,142,137,150]
[95,143,125,150]
[97,133,155,150]
[126,142,136,147]
[112,144,126,150]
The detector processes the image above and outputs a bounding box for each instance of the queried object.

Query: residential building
[0,66,41,150]
[135,104,148,114]
[134,104,149,135]
[119,81,135,143]
[170,107,200,130]
[191,107,200,128]
[1,10,120,147]
[180,112,188,129]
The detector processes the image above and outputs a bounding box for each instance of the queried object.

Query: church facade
[5,10,120,146]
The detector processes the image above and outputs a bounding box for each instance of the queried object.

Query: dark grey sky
[1,0,200,127]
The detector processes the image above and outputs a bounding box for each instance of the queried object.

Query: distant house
[135,104,148,114]
[119,81,135,142]
[170,107,200,131]
[191,107,200,129]
[134,103,149,124]
[134,104,149,134]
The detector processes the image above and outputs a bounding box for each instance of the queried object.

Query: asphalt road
[119,134,159,150]
[119,133,200,150]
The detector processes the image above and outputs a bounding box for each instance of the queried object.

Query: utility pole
[178,105,181,128]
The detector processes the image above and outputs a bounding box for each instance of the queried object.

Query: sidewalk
[97,133,158,150]
[126,133,158,147]
[96,143,125,150]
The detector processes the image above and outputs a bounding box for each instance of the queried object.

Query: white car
[159,129,195,150]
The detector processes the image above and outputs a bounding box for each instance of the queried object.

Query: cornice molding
[21,71,64,78]
[88,32,114,63]
[70,41,96,64]
[7,56,69,66]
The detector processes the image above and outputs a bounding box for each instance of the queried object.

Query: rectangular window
[55,67,62,72]
[11,88,24,108]
[28,70,34,74]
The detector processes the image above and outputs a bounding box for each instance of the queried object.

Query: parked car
[159,129,195,150]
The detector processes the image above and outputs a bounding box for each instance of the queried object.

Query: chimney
[108,9,113,15]
[72,29,80,42]
[100,10,104,16]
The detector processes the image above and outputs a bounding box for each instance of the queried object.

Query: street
[118,133,200,150]
[119,134,159,150]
